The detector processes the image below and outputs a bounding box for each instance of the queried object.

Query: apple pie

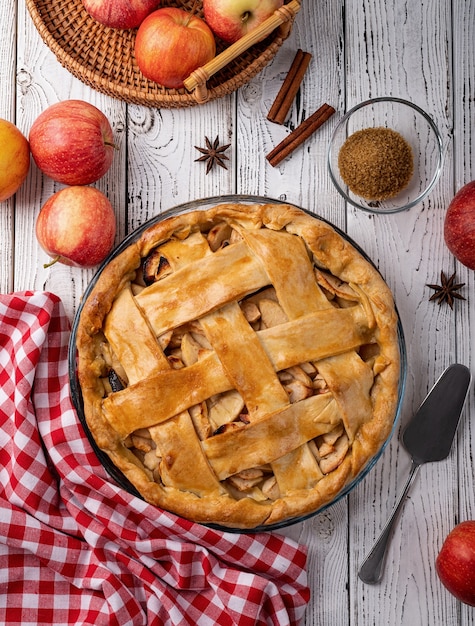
[75,202,401,529]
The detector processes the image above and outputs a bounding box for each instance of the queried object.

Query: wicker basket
[26,0,301,108]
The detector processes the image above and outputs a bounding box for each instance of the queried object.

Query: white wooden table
[1,1,474,624]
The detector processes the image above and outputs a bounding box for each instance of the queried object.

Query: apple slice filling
[97,221,379,501]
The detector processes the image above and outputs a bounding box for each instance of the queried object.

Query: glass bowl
[328,97,444,214]
[68,195,407,532]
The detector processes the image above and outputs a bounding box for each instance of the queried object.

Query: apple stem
[187,0,199,22]
[104,140,118,150]
[43,255,61,269]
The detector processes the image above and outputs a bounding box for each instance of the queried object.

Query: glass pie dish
[68,195,407,532]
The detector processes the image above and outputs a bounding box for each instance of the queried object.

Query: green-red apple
[36,186,116,268]
[29,100,115,186]
[203,0,283,43]
[0,119,30,202]
[81,0,160,29]
[135,7,216,89]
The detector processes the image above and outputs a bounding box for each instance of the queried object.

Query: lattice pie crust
[75,203,400,529]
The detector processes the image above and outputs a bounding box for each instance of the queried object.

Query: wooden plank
[125,99,235,228]
[452,2,475,625]
[268,3,352,626]
[344,1,460,624]
[236,0,345,230]
[0,0,17,293]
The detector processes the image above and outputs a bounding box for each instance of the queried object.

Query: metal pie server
[358,363,472,585]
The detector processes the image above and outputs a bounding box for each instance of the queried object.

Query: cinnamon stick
[267,49,312,124]
[266,103,336,167]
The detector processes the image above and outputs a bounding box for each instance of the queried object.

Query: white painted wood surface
[1,1,474,624]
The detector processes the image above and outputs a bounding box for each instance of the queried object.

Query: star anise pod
[195,135,231,174]
[427,271,466,309]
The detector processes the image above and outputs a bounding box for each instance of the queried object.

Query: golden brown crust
[75,202,401,529]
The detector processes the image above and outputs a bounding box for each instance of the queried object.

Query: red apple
[203,0,283,44]
[29,100,115,186]
[36,186,116,268]
[444,180,475,270]
[0,119,30,202]
[436,520,475,606]
[81,0,160,29]
[135,7,216,89]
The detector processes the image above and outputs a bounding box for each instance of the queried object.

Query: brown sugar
[338,127,414,201]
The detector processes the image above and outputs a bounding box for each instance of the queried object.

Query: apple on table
[36,186,116,268]
[436,520,475,606]
[29,100,115,186]
[81,0,160,29]
[444,180,475,270]
[0,119,30,202]
[202,0,283,43]
[135,7,216,89]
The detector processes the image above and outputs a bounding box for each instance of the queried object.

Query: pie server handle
[358,459,420,584]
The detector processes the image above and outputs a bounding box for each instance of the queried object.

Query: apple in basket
[444,180,475,270]
[436,520,475,606]
[202,0,283,43]
[36,186,116,268]
[29,100,115,186]
[81,0,161,29]
[134,7,216,89]
[0,119,30,202]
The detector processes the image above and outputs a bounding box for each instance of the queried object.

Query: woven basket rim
[26,0,295,108]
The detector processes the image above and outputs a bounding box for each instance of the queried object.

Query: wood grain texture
[2,0,474,624]
[236,0,344,229]
[0,0,17,292]
[451,2,475,625]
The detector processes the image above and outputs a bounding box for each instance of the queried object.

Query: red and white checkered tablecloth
[0,291,310,625]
